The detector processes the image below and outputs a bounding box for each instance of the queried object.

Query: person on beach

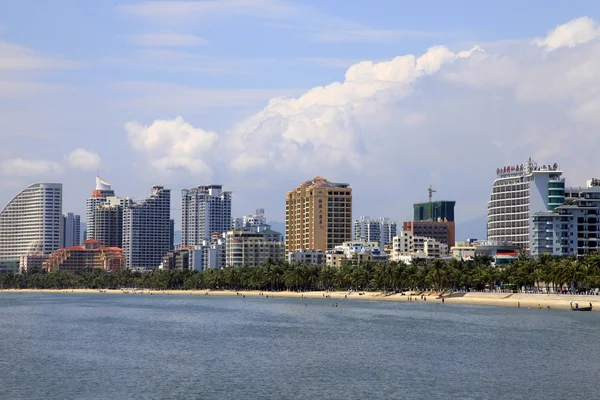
[442,298,445,304]
[517,301,520,308]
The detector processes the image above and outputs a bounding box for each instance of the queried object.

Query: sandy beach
[1,288,598,311]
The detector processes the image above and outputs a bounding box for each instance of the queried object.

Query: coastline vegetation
[1,253,600,292]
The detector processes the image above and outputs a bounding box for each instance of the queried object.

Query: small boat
[571,302,593,311]
[572,306,593,312]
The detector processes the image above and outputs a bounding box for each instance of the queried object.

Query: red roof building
[43,239,124,272]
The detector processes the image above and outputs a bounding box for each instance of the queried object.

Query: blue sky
[2,0,600,239]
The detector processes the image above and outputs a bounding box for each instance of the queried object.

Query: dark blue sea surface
[0,293,599,399]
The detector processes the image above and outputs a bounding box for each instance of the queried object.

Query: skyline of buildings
[5,157,596,272]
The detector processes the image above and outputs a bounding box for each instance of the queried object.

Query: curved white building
[0,183,63,260]
[487,158,564,253]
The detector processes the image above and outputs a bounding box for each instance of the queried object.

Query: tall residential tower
[181,185,232,246]
[62,212,81,248]
[0,183,63,260]
[286,176,352,254]
[86,177,115,240]
[122,186,171,269]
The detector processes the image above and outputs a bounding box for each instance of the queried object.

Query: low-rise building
[43,239,124,272]
[391,231,447,261]
[161,233,226,271]
[451,241,477,260]
[325,241,388,267]
[225,229,284,267]
[19,254,47,273]
[287,249,326,265]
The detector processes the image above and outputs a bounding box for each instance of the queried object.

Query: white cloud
[122,16,600,231]
[125,117,218,176]
[65,148,101,171]
[119,0,436,43]
[535,17,600,51]
[1,158,63,177]
[0,42,80,70]
[128,33,208,47]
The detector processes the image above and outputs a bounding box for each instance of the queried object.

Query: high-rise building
[181,185,232,246]
[94,197,131,248]
[413,201,456,222]
[225,228,284,267]
[487,158,564,253]
[62,212,81,248]
[122,186,171,269]
[0,183,63,261]
[286,176,352,254]
[354,216,397,249]
[86,177,115,240]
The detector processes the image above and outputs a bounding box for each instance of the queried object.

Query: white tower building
[0,183,63,260]
[487,158,564,253]
[181,185,232,246]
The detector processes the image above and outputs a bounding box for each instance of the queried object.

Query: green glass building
[413,201,456,222]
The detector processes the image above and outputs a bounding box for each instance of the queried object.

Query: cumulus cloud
[535,17,600,51]
[65,148,101,171]
[125,116,218,176]
[1,158,63,177]
[125,17,600,233]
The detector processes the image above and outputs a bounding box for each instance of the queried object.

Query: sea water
[0,293,599,399]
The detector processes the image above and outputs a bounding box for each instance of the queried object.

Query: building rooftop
[303,176,350,189]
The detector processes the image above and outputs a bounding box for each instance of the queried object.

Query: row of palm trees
[2,252,600,292]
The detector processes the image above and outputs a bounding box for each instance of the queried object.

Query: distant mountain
[268,221,285,238]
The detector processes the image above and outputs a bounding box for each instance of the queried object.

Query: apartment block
[286,176,352,254]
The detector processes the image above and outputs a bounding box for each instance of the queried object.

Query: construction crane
[428,185,436,221]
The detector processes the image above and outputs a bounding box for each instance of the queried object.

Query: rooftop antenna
[428,185,436,221]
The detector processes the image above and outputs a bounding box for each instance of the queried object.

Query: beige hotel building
[286,176,352,254]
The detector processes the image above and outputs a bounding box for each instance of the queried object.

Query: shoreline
[1,288,597,311]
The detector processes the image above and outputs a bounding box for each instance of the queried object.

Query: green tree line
[2,254,600,292]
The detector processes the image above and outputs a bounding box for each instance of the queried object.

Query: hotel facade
[286,176,352,254]
[487,158,564,253]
